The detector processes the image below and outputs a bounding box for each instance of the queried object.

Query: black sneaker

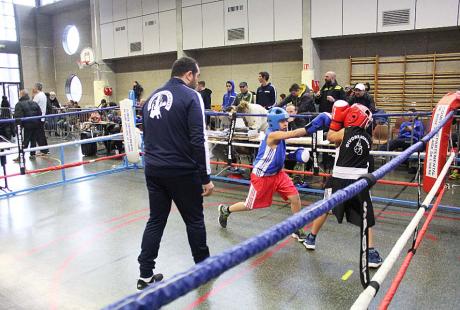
[218,204,230,228]
[137,273,164,291]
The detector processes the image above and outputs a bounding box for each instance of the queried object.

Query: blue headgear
[267,107,289,130]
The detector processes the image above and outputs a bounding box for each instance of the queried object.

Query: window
[40,0,61,5]
[62,25,80,55]
[13,0,36,6]
[0,53,20,82]
[0,0,17,41]
[65,74,82,102]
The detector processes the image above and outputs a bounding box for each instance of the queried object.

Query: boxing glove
[305,112,331,135]
[330,100,350,131]
[287,148,310,163]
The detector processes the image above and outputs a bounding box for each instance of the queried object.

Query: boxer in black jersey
[303,103,383,269]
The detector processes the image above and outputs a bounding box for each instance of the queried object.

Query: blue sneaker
[302,233,316,250]
[368,248,383,268]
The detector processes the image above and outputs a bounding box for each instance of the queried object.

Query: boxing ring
[1,93,459,309]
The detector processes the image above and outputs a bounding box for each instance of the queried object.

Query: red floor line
[20,201,225,259]
[49,214,149,310]
[185,224,313,310]
[47,201,231,309]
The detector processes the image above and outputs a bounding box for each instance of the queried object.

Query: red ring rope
[1,153,126,180]
[378,186,446,309]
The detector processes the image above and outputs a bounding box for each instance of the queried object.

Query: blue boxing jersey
[253,129,286,176]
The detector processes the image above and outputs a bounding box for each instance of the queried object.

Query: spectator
[314,71,346,113]
[99,99,108,108]
[0,95,13,139]
[49,91,60,110]
[256,71,276,109]
[284,104,310,174]
[133,81,143,102]
[234,82,254,106]
[381,108,424,152]
[197,81,212,111]
[286,103,306,130]
[235,102,268,132]
[276,83,315,114]
[13,89,42,161]
[222,80,236,111]
[32,82,49,155]
[279,93,286,101]
[365,82,371,92]
[347,83,375,112]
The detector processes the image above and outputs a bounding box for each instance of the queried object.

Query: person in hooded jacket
[0,96,13,139]
[222,80,236,111]
[13,89,42,160]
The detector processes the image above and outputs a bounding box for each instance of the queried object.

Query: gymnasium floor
[0,148,459,310]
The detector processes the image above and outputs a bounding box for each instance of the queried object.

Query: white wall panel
[143,13,160,54]
[377,0,415,32]
[311,0,342,38]
[202,0,216,3]
[113,19,129,58]
[182,0,201,7]
[224,0,248,45]
[127,0,142,18]
[343,0,377,35]
[159,0,176,11]
[182,5,203,49]
[274,0,301,40]
[142,0,159,15]
[248,0,273,43]
[100,22,114,59]
[202,1,224,48]
[159,9,177,52]
[112,0,127,21]
[128,17,143,56]
[416,0,459,29]
[99,0,113,24]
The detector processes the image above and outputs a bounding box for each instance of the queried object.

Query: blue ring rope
[104,110,455,310]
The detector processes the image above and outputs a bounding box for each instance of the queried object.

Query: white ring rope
[350,152,455,310]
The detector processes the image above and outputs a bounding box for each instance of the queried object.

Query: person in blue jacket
[382,108,424,151]
[137,57,214,291]
[222,80,236,111]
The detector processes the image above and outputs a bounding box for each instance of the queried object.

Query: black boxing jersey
[332,127,372,180]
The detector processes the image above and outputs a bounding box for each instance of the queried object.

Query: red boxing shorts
[244,171,298,210]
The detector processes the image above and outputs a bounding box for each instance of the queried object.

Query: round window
[62,25,80,55]
[65,74,82,102]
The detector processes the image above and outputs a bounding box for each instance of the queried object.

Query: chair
[372,124,389,149]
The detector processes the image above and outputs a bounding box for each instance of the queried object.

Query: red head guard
[344,104,372,128]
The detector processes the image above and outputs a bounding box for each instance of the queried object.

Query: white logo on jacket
[148,90,173,119]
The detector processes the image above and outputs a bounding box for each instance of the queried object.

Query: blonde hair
[236,102,249,113]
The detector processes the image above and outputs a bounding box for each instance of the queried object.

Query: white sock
[140,276,153,282]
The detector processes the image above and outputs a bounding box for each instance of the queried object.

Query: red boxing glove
[330,100,350,131]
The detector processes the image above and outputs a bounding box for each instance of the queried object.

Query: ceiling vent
[382,9,410,26]
[130,42,142,52]
[228,28,245,41]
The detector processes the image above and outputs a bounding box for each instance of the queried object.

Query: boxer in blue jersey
[218,108,330,242]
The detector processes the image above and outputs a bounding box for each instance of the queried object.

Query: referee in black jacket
[137,57,214,290]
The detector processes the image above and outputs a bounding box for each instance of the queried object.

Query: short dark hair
[35,82,43,91]
[289,83,300,93]
[171,57,199,78]
[198,81,205,87]
[239,81,248,87]
[259,71,269,81]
